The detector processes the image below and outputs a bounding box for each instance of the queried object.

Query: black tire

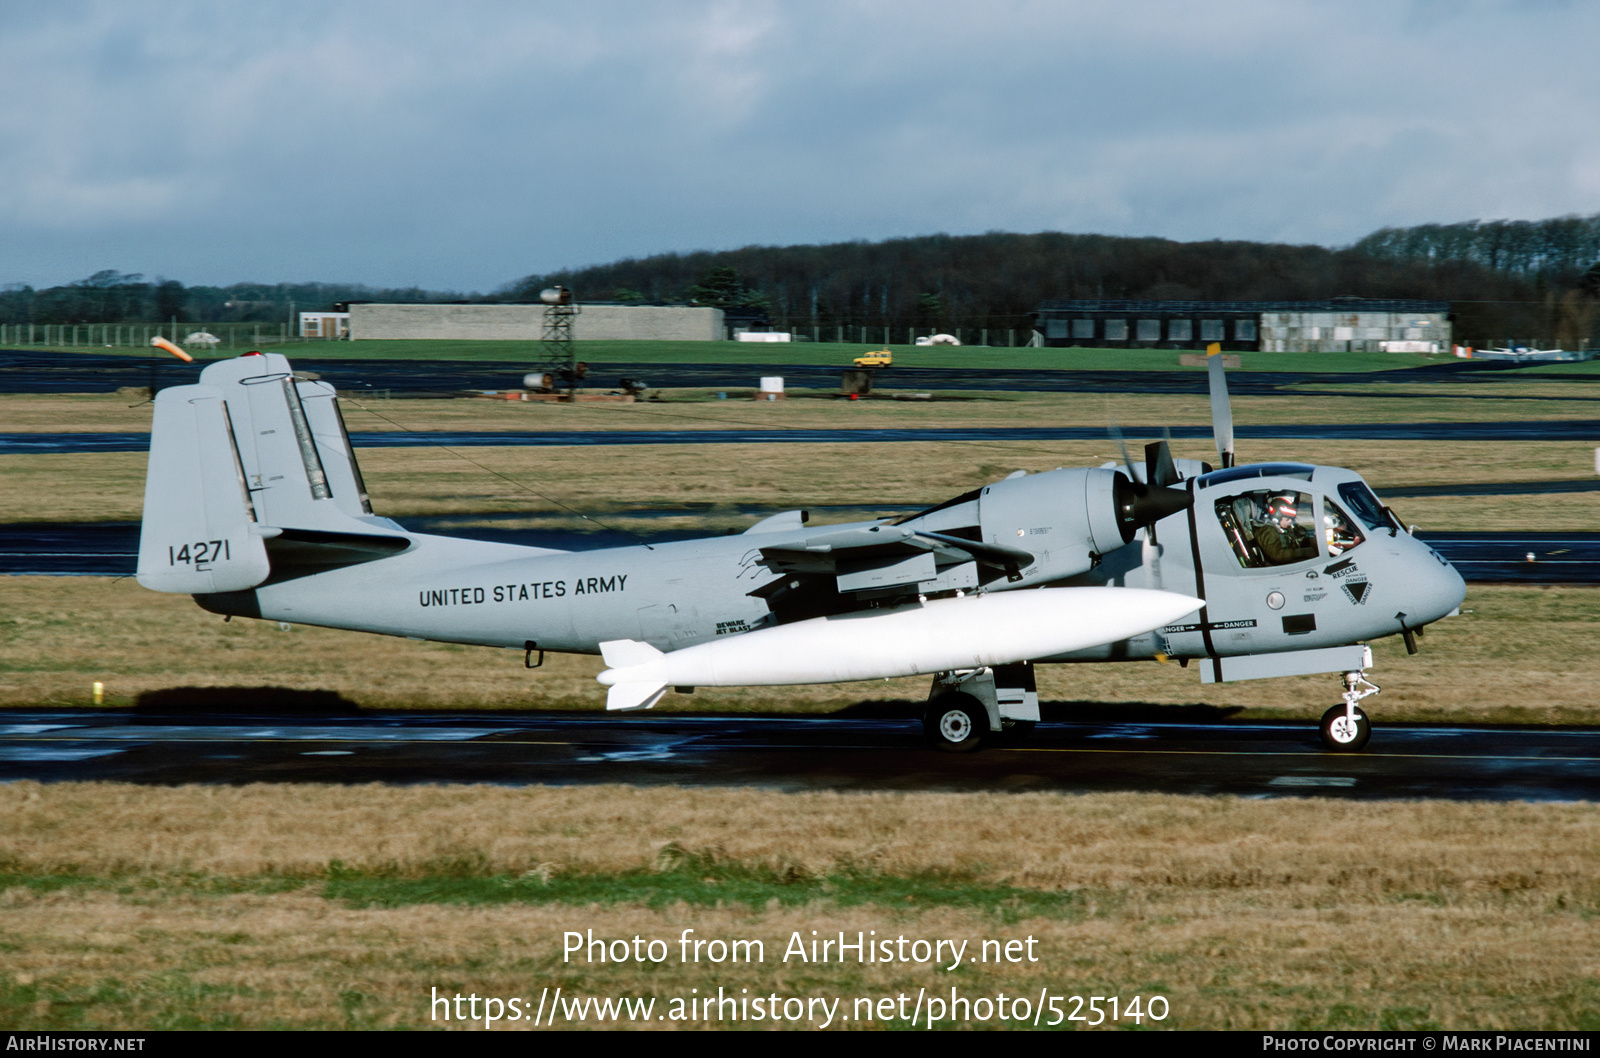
[923,693,989,753]
[1319,703,1371,752]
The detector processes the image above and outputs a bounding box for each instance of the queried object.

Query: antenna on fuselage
[1206,342,1235,469]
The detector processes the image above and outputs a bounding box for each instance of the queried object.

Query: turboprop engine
[903,466,1193,586]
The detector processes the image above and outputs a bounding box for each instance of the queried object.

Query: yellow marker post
[92,681,103,706]
[1206,342,1221,357]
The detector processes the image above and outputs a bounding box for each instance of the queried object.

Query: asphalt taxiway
[7,418,1600,455]
[2,708,1596,800]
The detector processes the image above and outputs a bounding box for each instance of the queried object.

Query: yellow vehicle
[853,348,893,367]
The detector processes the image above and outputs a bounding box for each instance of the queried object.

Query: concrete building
[1035,299,1451,352]
[298,311,349,339]
[348,303,725,342]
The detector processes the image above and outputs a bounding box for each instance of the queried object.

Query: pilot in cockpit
[1323,503,1359,556]
[1254,492,1318,564]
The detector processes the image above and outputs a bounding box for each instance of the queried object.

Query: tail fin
[199,353,378,532]
[597,640,668,711]
[605,682,669,712]
[136,384,272,593]
[600,639,666,669]
[137,353,405,594]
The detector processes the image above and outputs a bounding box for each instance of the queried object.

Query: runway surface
[7,419,1600,454]
[2,708,1595,800]
[3,521,1596,581]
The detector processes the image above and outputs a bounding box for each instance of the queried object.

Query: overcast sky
[2,0,1596,292]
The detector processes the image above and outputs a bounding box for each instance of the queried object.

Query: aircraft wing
[758,524,1033,578]
[752,524,1037,621]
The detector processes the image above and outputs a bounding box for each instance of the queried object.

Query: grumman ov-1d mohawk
[137,345,1464,752]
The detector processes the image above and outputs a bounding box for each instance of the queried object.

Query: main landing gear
[1320,670,1379,752]
[923,692,989,753]
[923,664,1039,752]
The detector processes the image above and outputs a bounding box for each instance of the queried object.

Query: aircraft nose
[1410,542,1467,626]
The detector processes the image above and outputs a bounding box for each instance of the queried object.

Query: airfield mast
[530,285,584,398]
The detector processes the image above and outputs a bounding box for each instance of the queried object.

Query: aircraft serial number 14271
[136,348,1464,752]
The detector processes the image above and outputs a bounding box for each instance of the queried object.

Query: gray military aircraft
[136,346,1464,753]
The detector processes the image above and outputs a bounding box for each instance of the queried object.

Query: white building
[298,312,350,339]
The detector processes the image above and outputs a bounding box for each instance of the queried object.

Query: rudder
[136,384,272,593]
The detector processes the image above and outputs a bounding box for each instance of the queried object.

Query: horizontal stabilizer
[606,682,668,712]
[262,527,411,575]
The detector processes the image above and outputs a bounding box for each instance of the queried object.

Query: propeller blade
[1111,423,1190,539]
[1109,420,1140,482]
[1206,342,1234,469]
[1144,439,1179,487]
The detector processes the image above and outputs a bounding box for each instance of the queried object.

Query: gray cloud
[1,0,1596,290]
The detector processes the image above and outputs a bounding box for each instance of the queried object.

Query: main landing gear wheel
[923,693,989,753]
[1319,703,1371,752]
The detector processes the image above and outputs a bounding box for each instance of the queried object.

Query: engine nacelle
[976,468,1133,583]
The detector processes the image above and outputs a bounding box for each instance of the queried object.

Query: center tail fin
[137,353,408,594]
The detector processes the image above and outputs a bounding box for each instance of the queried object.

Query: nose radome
[1412,545,1467,626]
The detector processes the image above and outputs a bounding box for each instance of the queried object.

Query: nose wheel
[1320,670,1378,752]
[1320,703,1371,751]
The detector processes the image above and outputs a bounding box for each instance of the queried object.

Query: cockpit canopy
[1199,467,1402,571]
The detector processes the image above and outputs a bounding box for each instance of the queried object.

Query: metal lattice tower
[535,286,582,398]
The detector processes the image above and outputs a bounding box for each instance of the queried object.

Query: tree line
[0,271,469,327]
[504,217,1600,345]
[8,214,1598,346]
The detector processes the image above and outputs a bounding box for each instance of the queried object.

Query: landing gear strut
[1320,670,1378,752]
[922,664,1039,752]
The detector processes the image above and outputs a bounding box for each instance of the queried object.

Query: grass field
[8,384,1600,433]
[4,380,1600,531]
[23,338,1458,372]
[1,784,1597,1030]
[3,435,1594,530]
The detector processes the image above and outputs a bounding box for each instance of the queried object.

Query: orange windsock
[151,336,194,363]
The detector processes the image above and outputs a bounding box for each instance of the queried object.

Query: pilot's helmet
[1267,493,1299,521]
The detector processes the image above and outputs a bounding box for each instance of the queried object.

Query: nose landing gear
[1320,670,1378,751]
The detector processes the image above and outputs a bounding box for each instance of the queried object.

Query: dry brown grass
[6,386,1599,528]
[7,387,1600,434]
[4,576,1599,726]
[1,785,1597,1029]
[3,436,1597,528]
[4,783,1596,885]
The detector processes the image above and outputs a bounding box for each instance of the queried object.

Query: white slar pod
[598,586,1202,711]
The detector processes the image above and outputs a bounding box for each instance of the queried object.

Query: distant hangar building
[348,303,725,342]
[1035,299,1451,353]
